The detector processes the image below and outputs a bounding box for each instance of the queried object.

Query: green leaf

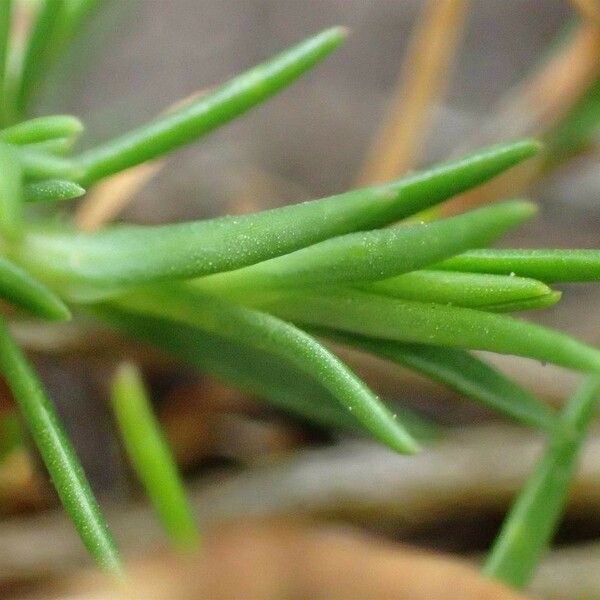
[74,27,349,184]
[9,142,541,300]
[24,179,85,203]
[194,200,537,294]
[260,289,600,373]
[363,270,559,312]
[15,0,66,117]
[94,305,439,441]
[111,362,200,552]
[0,115,83,145]
[319,331,558,432]
[0,255,70,319]
[544,75,600,163]
[16,147,78,181]
[0,0,12,126]
[484,376,600,588]
[435,249,600,282]
[0,317,121,573]
[0,141,22,239]
[114,287,420,454]
[24,136,74,155]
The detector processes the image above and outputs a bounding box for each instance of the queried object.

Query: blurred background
[3,1,600,598]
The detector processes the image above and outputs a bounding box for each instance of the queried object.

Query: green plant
[0,1,599,591]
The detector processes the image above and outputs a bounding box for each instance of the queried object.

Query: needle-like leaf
[544,75,600,163]
[194,200,536,293]
[320,331,559,432]
[0,0,11,127]
[0,142,22,239]
[260,289,600,373]
[15,0,65,117]
[484,376,600,588]
[95,305,439,441]
[17,148,78,181]
[24,179,85,203]
[0,115,83,145]
[0,317,121,572]
[24,136,73,155]
[0,256,70,319]
[436,248,600,282]
[74,27,349,185]
[362,270,559,312]
[9,142,541,299]
[114,287,420,454]
[111,362,200,551]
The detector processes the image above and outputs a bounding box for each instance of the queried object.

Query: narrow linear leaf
[94,305,439,441]
[36,0,100,86]
[74,27,348,184]
[544,75,600,163]
[0,318,121,572]
[15,0,65,117]
[363,270,559,312]
[436,249,600,283]
[0,0,12,127]
[481,291,561,313]
[0,115,83,145]
[24,136,73,155]
[111,362,199,552]
[24,179,85,203]
[320,331,558,432]
[195,200,536,293]
[16,148,79,181]
[0,142,22,239]
[115,287,420,454]
[0,255,70,319]
[10,142,541,299]
[483,376,600,588]
[260,289,600,373]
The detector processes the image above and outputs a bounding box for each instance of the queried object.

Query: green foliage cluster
[0,1,599,590]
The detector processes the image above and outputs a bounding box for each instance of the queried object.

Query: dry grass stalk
[355,0,469,186]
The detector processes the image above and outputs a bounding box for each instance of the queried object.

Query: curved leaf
[115,287,420,454]
[195,200,536,293]
[10,142,541,299]
[0,256,70,320]
[320,331,558,432]
[75,27,348,184]
[0,318,121,572]
[261,289,600,373]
